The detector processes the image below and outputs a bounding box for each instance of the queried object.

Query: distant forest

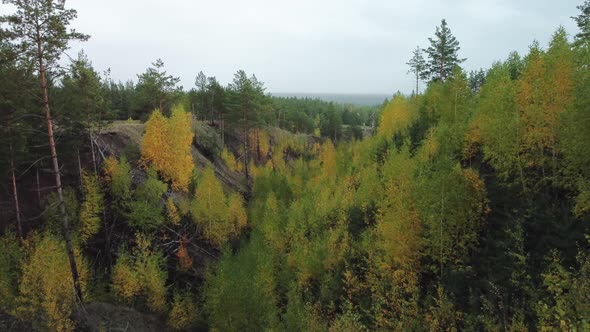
[1,0,590,331]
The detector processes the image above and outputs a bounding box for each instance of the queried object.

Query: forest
[1,0,590,331]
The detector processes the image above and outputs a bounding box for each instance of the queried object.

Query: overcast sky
[3,0,582,94]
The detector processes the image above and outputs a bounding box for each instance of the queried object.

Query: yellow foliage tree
[319,139,336,178]
[377,94,414,139]
[221,147,241,173]
[112,234,167,313]
[142,106,194,192]
[168,289,198,330]
[166,197,181,226]
[370,149,421,328]
[168,107,195,191]
[16,233,89,332]
[516,31,573,169]
[228,193,248,231]
[142,110,169,171]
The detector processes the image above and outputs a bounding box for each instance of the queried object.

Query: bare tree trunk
[37,34,84,303]
[88,115,98,175]
[10,142,23,240]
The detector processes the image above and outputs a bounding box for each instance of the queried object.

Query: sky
[2,0,582,94]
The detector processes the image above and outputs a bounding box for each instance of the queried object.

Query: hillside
[1,1,590,331]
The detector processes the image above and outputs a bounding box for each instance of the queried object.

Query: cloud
[51,0,581,93]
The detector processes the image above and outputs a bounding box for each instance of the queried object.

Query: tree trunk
[10,142,23,240]
[256,128,260,160]
[36,166,41,206]
[77,149,83,190]
[243,107,250,180]
[37,34,84,303]
[221,113,225,146]
[88,115,98,175]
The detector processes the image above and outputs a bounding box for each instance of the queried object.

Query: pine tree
[407,46,427,94]
[425,19,466,82]
[135,59,180,116]
[573,1,590,45]
[1,0,89,302]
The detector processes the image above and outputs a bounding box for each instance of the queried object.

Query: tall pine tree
[1,0,89,302]
[425,19,466,82]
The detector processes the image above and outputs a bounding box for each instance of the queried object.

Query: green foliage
[134,59,181,117]
[204,237,279,331]
[191,167,247,246]
[536,249,590,331]
[0,232,23,311]
[103,155,132,204]
[127,168,167,230]
[44,187,79,236]
[80,172,104,242]
[424,19,466,82]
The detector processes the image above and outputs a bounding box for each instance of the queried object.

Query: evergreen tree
[134,59,180,117]
[58,51,107,174]
[573,1,590,44]
[1,0,89,302]
[468,68,487,93]
[407,46,427,94]
[425,19,466,82]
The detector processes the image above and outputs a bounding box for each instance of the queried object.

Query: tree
[112,234,167,313]
[320,107,342,142]
[16,233,89,332]
[425,19,466,82]
[468,68,486,93]
[166,106,194,191]
[377,94,415,140]
[168,289,198,330]
[128,167,167,230]
[194,71,207,120]
[1,0,89,302]
[227,70,267,179]
[572,1,590,45]
[0,232,23,312]
[135,59,180,116]
[58,51,107,174]
[141,106,194,192]
[79,172,103,243]
[190,167,246,246]
[407,46,427,94]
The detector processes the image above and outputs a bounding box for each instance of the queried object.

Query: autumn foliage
[142,105,194,192]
